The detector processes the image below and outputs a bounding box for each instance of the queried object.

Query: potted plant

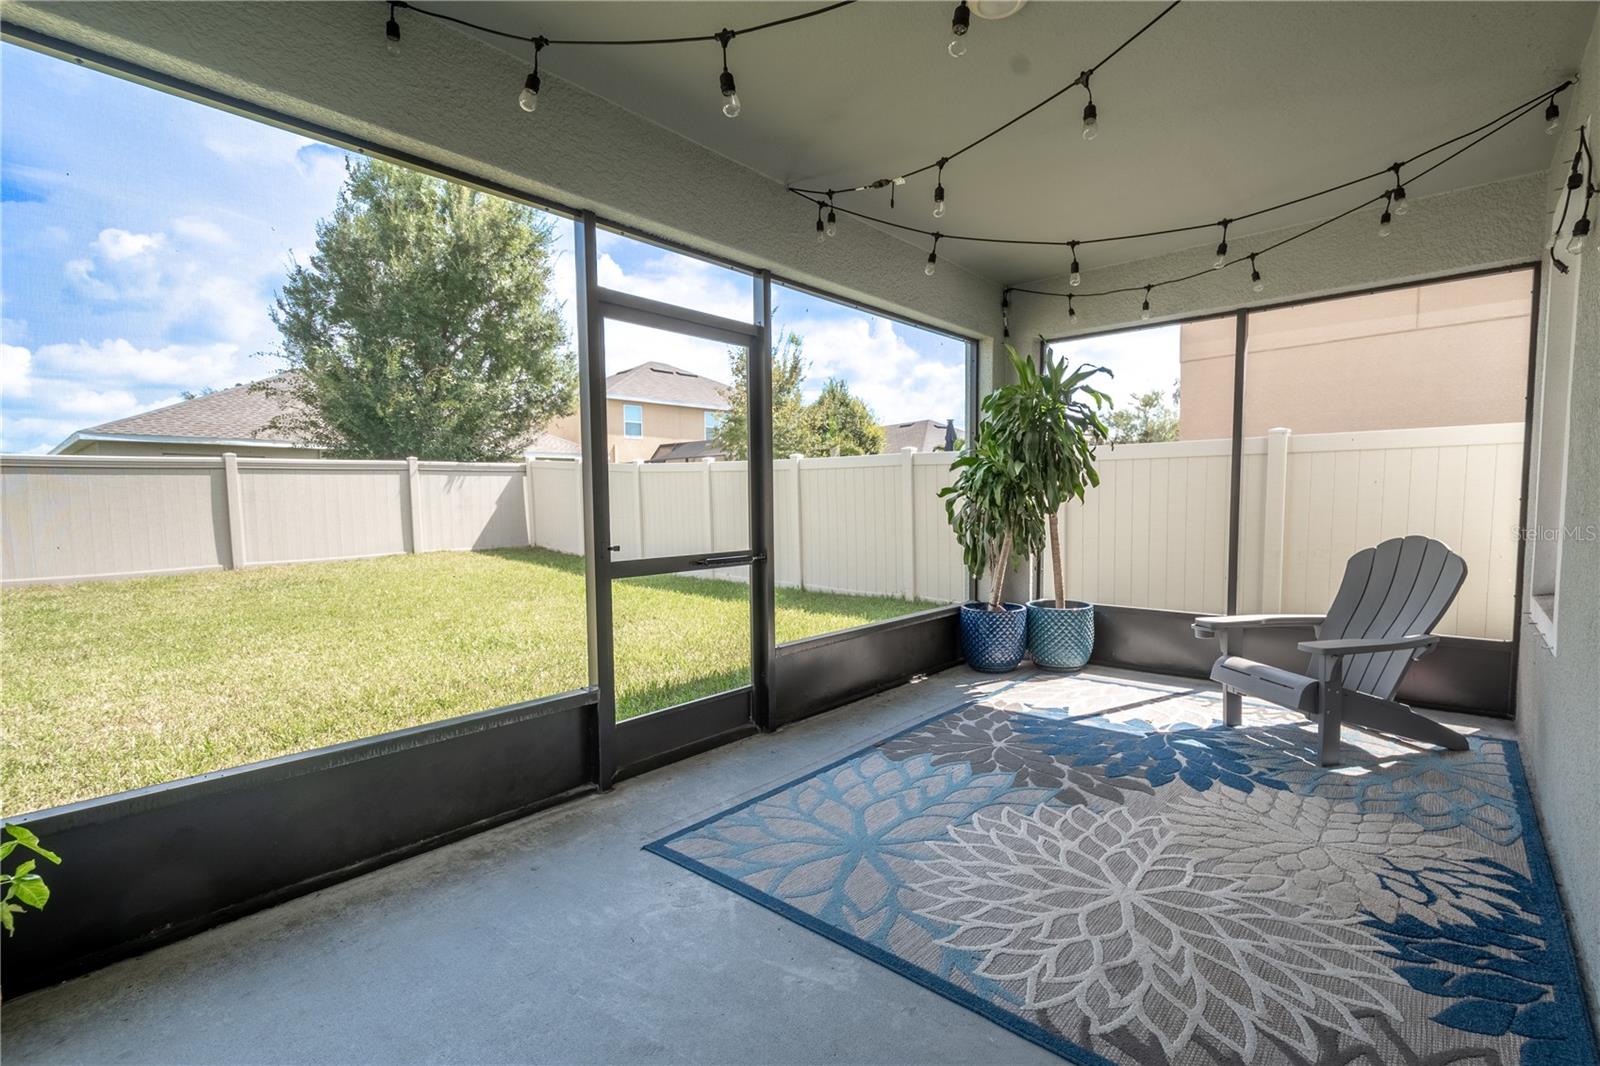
[939,400,1046,672]
[985,346,1112,670]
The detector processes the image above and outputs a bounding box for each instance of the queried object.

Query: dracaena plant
[981,346,1112,609]
[939,413,1046,610]
[1,824,61,935]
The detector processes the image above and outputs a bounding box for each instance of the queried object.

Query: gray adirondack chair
[1192,535,1470,765]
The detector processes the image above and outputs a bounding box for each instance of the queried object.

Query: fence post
[631,460,646,558]
[900,447,918,600]
[701,458,716,561]
[221,452,245,569]
[406,456,422,554]
[788,453,805,590]
[523,457,538,549]
[1261,427,1292,611]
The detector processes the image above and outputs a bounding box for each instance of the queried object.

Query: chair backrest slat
[1322,535,1468,698]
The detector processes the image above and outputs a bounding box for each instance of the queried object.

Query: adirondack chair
[1192,535,1470,765]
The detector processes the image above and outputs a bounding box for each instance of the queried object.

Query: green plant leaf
[10,874,48,910]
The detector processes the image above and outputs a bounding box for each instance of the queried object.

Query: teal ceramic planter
[959,602,1029,673]
[1026,599,1094,670]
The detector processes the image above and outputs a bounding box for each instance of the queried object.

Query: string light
[1378,193,1394,237]
[1212,220,1230,269]
[1140,286,1153,320]
[1389,163,1409,215]
[1081,83,1099,142]
[1249,253,1264,292]
[825,199,838,237]
[1001,293,1010,338]
[933,159,948,218]
[385,3,401,55]
[518,38,546,113]
[1546,96,1562,135]
[715,30,742,118]
[949,1,970,57]
[1569,215,1591,255]
[926,234,941,277]
[815,202,827,242]
[1069,242,1082,287]
[1067,294,1077,323]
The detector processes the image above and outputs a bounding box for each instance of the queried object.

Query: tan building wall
[1179,270,1533,439]
[546,398,718,462]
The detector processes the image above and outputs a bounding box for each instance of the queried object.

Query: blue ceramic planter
[959,602,1029,673]
[1026,599,1095,670]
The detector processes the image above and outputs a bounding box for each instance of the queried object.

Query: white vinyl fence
[1044,423,1525,639]
[2,422,1522,637]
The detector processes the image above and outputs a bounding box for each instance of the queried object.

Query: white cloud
[595,251,750,323]
[32,338,254,389]
[64,258,117,301]
[795,317,966,425]
[1050,326,1181,409]
[172,216,234,247]
[40,383,144,418]
[94,228,166,261]
[1,343,34,399]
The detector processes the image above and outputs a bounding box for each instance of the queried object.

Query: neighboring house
[51,374,322,458]
[1176,270,1531,439]
[881,418,959,454]
[51,371,584,460]
[546,361,731,462]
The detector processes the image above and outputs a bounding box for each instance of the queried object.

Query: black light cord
[793,0,1182,197]
[1006,90,1554,307]
[390,0,857,49]
[799,79,1574,251]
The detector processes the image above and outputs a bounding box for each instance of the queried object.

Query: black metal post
[750,272,777,730]
[1226,310,1248,616]
[575,212,617,789]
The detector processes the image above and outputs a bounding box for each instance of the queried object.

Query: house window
[623,404,643,438]
[704,410,719,440]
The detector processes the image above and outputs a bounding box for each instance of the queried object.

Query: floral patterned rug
[646,687,1598,1065]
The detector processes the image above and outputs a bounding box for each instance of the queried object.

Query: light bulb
[825,209,837,237]
[1081,102,1098,141]
[1251,270,1264,293]
[815,218,826,243]
[1069,258,1081,287]
[1392,187,1409,216]
[1568,217,1590,255]
[1212,241,1228,270]
[722,93,741,119]
[933,199,947,218]
[1067,303,1077,323]
[933,182,947,218]
[385,16,401,55]
[949,1,969,57]
[1140,304,1152,321]
[925,258,937,277]
[1546,99,1561,135]
[518,73,540,113]
[948,37,968,57]
[1378,209,1392,238]
[720,69,740,118]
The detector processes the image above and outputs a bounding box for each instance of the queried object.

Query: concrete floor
[1,666,1507,1066]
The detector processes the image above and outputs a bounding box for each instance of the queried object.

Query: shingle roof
[81,373,306,444]
[607,361,730,410]
[881,418,958,453]
[523,430,581,456]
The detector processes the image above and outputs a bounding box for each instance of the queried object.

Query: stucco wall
[0,1,1003,393]
[1177,269,1533,439]
[1517,14,1600,1027]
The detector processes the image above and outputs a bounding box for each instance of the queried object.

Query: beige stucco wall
[1177,269,1533,439]
[545,399,715,462]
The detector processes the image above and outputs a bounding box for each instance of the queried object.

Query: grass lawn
[1,548,939,814]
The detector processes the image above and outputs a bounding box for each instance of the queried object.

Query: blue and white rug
[646,688,1598,1065]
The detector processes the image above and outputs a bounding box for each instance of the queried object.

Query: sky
[0,42,968,455]
[1048,325,1183,411]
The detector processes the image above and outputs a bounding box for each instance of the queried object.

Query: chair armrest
[1298,634,1439,656]
[1193,614,1324,638]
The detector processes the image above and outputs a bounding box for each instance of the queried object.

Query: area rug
[645,692,1599,1065]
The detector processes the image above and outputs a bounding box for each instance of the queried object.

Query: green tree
[715,331,817,459]
[261,159,574,461]
[1106,386,1179,443]
[806,377,885,456]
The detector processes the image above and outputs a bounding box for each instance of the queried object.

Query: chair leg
[1318,686,1343,766]
[1223,688,1242,728]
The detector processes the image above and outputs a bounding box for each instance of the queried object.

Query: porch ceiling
[438,1,1593,284]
